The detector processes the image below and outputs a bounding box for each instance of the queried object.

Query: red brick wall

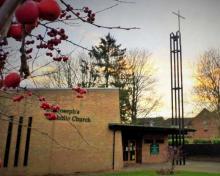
[189,115,220,140]
[142,134,169,163]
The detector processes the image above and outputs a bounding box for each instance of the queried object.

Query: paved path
[123,160,220,173]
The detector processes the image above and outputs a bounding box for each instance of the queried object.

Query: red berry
[38,0,61,21]
[91,13,95,18]
[39,96,46,101]
[15,0,39,24]
[4,72,21,88]
[8,24,23,40]
[51,105,60,112]
[84,7,89,13]
[40,102,50,110]
[13,95,24,102]
[66,4,73,11]
[73,87,81,93]
[79,88,87,94]
[44,112,57,120]
[76,95,83,98]
[27,91,32,96]
[62,56,68,62]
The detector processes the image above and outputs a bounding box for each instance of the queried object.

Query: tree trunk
[131,72,137,123]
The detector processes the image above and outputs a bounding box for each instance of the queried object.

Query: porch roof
[109,123,195,134]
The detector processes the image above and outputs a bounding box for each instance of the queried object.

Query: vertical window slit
[14,116,23,167]
[23,117,32,166]
[3,116,13,167]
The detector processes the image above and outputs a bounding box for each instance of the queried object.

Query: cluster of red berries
[38,96,45,101]
[73,86,87,98]
[65,4,74,12]
[48,28,68,41]
[13,95,24,102]
[25,48,33,54]
[12,91,32,102]
[59,4,96,24]
[59,4,74,19]
[25,40,35,45]
[47,28,67,48]
[53,56,69,62]
[83,7,95,23]
[36,28,69,62]
[39,97,60,120]
[0,0,97,73]
[60,10,72,20]
[44,112,57,120]
[40,102,61,112]
[7,0,61,41]
[40,102,51,110]
[24,42,34,59]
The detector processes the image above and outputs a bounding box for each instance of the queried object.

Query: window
[156,139,164,143]
[3,116,13,167]
[23,117,32,166]
[14,117,23,167]
[144,139,153,144]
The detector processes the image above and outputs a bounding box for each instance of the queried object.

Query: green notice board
[150,143,159,155]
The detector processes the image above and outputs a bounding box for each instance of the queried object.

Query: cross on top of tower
[172,10,185,32]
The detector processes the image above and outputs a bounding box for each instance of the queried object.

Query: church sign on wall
[150,143,159,155]
[56,108,91,123]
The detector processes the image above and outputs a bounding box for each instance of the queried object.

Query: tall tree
[89,33,130,121]
[89,33,126,87]
[38,52,97,88]
[126,49,160,122]
[79,52,100,88]
[193,49,220,113]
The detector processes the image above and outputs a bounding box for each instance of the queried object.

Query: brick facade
[0,88,175,176]
[0,89,123,176]
[137,108,220,141]
[142,134,169,163]
[188,109,220,140]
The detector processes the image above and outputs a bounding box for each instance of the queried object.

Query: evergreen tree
[89,33,131,122]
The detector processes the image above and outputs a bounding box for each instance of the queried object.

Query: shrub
[212,139,220,144]
[168,139,189,145]
[193,139,211,144]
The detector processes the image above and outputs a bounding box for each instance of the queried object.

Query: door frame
[123,139,137,164]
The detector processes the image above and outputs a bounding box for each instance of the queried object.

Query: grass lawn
[90,170,220,176]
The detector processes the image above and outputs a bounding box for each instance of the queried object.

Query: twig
[113,0,136,4]
[59,0,140,30]
[38,23,91,51]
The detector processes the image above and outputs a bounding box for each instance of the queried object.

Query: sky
[62,0,220,118]
[13,0,220,118]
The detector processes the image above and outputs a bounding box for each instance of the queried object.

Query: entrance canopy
[109,123,195,134]
[109,123,195,165]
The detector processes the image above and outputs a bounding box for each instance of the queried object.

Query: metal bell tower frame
[170,31,185,165]
[170,10,186,165]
